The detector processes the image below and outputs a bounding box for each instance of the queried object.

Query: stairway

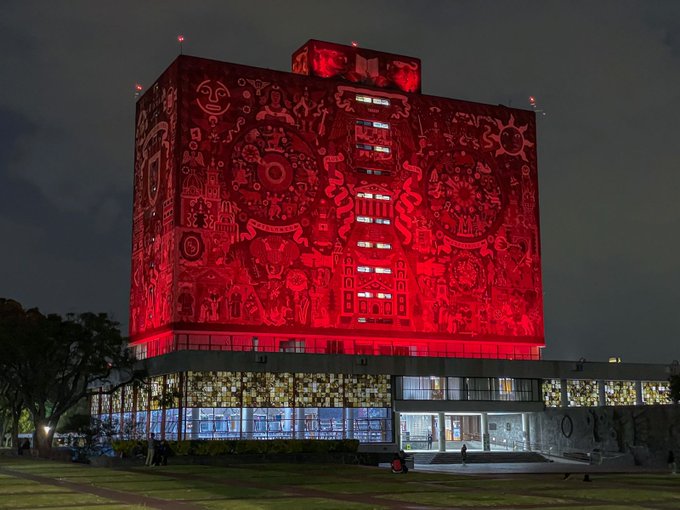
[412,451,549,464]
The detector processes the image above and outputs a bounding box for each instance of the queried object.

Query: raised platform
[413,451,549,464]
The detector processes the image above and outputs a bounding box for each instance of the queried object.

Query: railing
[511,440,556,455]
[399,388,541,402]
[131,333,541,361]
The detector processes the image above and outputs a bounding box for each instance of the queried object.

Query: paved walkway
[413,459,670,475]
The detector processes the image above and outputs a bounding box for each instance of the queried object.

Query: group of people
[137,433,170,466]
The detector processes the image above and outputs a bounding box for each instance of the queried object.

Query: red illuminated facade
[130,41,544,360]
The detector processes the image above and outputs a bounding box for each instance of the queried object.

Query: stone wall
[531,405,680,466]
[488,414,525,447]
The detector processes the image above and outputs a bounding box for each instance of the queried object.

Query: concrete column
[521,412,531,451]
[347,408,356,440]
[438,413,446,452]
[242,408,253,439]
[190,408,201,440]
[284,408,294,438]
[295,408,305,439]
[635,380,643,405]
[481,412,490,451]
[560,379,569,407]
[598,380,606,407]
[394,412,401,449]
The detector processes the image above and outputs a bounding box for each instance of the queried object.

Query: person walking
[461,443,468,466]
[145,433,156,467]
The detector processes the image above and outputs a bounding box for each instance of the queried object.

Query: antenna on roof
[529,95,547,117]
[177,35,185,55]
[134,83,143,99]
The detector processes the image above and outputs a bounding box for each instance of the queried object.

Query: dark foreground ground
[0,455,678,509]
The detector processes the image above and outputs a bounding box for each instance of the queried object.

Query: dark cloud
[1,1,678,362]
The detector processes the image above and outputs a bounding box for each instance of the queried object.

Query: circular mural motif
[500,126,524,154]
[230,123,320,224]
[179,232,205,262]
[427,150,503,241]
[449,252,485,294]
[196,79,230,116]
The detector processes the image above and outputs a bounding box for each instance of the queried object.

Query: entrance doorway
[399,412,529,452]
[399,413,481,451]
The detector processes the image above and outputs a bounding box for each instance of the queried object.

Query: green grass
[199,497,379,510]
[537,487,680,503]
[381,489,568,506]
[1,456,680,509]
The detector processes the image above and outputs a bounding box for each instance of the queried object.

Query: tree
[0,299,32,450]
[670,374,680,404]
[0,299,134,455]
[0,384,24,450]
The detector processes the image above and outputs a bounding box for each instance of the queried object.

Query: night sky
[1,1,679,363]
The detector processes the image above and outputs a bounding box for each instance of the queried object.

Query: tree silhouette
[0,299,134,455]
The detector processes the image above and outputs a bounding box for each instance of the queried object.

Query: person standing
[461,443,468,466]
[158,440,170,466]
[668,450,677,474]
[427,432,433,450]
[145,433,156,467]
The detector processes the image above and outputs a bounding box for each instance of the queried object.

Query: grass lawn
[1,456,679,509]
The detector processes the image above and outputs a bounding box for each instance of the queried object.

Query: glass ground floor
[93,407,392,443]
[398,412,532,452]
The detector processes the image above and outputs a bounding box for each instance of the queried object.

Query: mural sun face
[491,114,534,162]
[196,79,231,116]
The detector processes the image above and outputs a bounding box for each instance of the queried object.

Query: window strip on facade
[567,380,599,407]
[116,372,392,443]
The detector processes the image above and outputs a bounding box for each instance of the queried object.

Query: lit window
[377,293,392,299]
[357,241,392,250]
[357,143,391,153]
[358,317,368,323]
[355,119,390,129]
[358,292,374,298]
[375,267,392,274]
[357,168,392,177]
[355,95,391,106]
[357,266,373,273]
[357,216,390,225]
[499,378,513,394]
[357,192,391,201]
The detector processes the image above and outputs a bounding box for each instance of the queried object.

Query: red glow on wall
[131,48,544,359]
[389,61,420,93]
[292,40,422,94]
[312,47,347,78]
